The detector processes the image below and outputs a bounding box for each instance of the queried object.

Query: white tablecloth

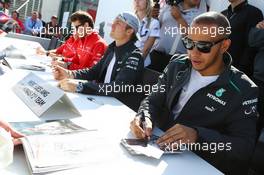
[0,37,223,175]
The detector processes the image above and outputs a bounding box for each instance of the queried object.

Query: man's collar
[212,52,233,86]
[78,31,96,41]
[110,40,134,49]
[228,0,247,13]
[109,40,134,58]
[187,52,233,86]
[115,40,134,51]
[141,17,148,23]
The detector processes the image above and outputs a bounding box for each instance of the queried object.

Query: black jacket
[73,40,144,107]
[222,1,263,76]
[137,54,259,175]
[249,27,264,82]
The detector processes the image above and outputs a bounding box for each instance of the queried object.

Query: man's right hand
[36,47,46,55]
[50,54,64,61]
[51,60,68,69]
[32,31,38,36]
[52,65,73,80]
[130,116,153,139]
[256,21,264,29]
[0,120,24,145]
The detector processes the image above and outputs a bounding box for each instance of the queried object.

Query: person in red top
[36,11,107,70]
[61,31,107,70]
[11,11,25,33]
[54,35,78,58]
[50,11,107,70]
[63,11,107,70]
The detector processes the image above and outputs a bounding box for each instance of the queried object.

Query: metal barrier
[5,32,51,50]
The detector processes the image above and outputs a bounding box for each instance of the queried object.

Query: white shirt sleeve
[149,19,160,38]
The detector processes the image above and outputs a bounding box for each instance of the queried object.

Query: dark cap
[116,12,139,33]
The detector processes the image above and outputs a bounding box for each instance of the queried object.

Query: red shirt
[56,36,78,58]
[57,32,107,70]
[13,18,25,33]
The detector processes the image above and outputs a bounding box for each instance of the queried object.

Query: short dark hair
[38,12,42,18]
[125,25,138,42]
[192,12,231,38]
[32,11,38,15]
[70,11,94,29]
[51,15,58,20]
[12,10,19,18]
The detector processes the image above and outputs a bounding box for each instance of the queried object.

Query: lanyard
[139,20,148,37]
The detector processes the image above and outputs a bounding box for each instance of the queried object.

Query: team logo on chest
[207,88,227,106]
[215,88,226,97]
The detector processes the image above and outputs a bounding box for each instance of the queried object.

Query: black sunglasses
[182,37,226,53]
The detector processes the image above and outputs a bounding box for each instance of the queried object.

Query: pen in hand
[140,112,150,142]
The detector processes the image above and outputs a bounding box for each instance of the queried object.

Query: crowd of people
[0,0,62,38]
[1,0,264,174]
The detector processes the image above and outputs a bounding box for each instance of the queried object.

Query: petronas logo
[216,88,226,97]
